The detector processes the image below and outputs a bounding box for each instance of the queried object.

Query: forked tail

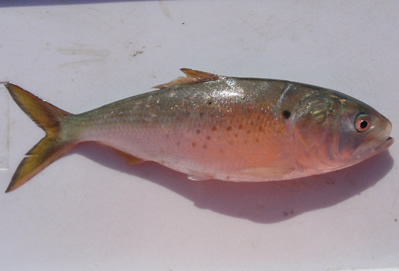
[4,83,76,192]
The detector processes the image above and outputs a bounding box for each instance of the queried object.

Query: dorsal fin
[153,68,221,89]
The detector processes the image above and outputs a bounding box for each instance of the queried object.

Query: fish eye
[355,113,371,132]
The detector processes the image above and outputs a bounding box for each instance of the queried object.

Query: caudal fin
[5,83,76,193]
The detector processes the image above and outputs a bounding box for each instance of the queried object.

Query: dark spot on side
[211,126,217,131]
[226,126,232,131]
[207,100,212,105]
[283,210,294,217]
[202,144,207,149]
[196,129,201,134]
[219,149,224,154]
[250,121,254,125]
[255,138,259,142]
[206,136,211,140]
[246,130,251,134]
[282,110,291,119]
[258,126,264,132]
[238,124,243,130]
[199,112,205,118]
[192,142,196,148]
[283,211,289,217]
[234,133,238,138]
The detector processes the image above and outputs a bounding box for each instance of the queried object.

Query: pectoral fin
[188,175,210,181]
[187,171,216,181]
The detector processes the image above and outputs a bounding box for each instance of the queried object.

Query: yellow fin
[99,144,144,165]
[5,83,75,192]
[187,173,215,181]
[153,68,220,89]
[7,138,75,192]
[240,167,294,179]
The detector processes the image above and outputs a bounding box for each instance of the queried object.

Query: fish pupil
[360,120,368,129]
[282,110,291,119]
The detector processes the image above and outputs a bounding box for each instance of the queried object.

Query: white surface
[0,1,398,270]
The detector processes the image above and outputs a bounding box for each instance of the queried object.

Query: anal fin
[240,167,294,179]
[99,144,144,165]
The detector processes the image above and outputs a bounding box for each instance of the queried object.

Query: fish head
[292,89,393,172]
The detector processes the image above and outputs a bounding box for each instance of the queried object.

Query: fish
[2,69,394,192]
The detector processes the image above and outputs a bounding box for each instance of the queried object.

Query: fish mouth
[368,136,394,157]
[352,136,394,163]
[378,136,394,152]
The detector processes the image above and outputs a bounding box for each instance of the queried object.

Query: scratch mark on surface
[57,47,109,57]
[57,45,109,67]
[58,58,106,68]
[159,0,172,20]
[392,190,399,208]
[0,84,9,170]
[131,50,144,57]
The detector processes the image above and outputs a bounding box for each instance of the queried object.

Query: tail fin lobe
[5,83,76,192]
[6,83,70,136]
[6,138,74,192]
